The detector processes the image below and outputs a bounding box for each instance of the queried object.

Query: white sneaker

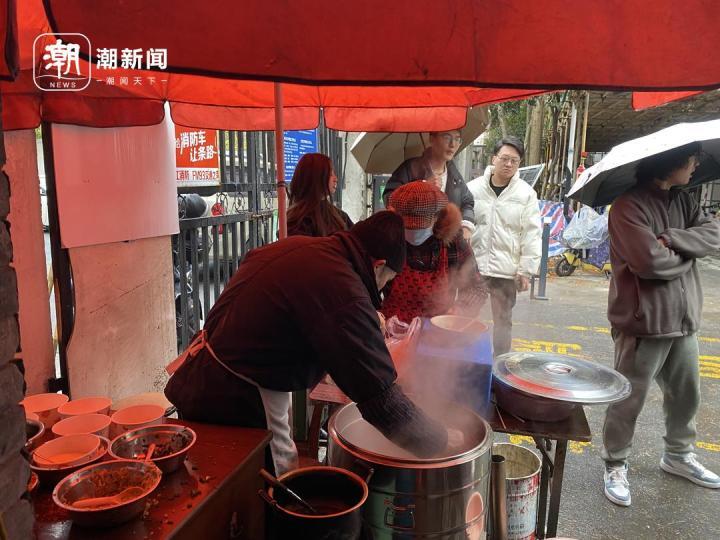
[604,462,631,506]
[660,453,720,489]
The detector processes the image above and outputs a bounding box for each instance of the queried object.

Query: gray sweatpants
[602,331,701,463]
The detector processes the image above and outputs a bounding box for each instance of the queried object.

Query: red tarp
[631,91,706,111]
[0,0,19,81]
[44,0,720,91]
[6,1,719,130]
[0,0,547,131]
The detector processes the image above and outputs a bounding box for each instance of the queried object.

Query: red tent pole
[274,83,287,239]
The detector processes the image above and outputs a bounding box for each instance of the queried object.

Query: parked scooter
[555,247,611,278]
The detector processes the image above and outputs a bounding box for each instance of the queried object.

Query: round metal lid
[493,352,631,404]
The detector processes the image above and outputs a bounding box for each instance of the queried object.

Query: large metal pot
[328,402,493,539]
[259,466,369,540]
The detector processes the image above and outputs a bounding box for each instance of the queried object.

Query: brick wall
[0,102,33,538]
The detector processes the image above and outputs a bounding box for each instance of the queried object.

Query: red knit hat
[388,181,448,230]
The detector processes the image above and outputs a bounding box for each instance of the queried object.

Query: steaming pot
[328,402,493,539]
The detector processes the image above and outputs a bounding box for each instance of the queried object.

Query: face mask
[405,227,434,246]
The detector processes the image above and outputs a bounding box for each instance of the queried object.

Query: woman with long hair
[287,153,353,237]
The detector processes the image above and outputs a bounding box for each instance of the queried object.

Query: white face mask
[405,227,434,246]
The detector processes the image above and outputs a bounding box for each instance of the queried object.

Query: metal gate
[173,125,346,351]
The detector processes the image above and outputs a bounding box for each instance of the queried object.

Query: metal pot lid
[493,352,631,404]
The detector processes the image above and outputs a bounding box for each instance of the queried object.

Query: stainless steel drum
[328,401,493,539]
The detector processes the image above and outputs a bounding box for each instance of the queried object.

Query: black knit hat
[350,211,406,273]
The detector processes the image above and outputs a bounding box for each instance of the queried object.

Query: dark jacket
[165,232,447,456]
[608,183,720,337]
[383,155,476,225]
[287,208,354,237]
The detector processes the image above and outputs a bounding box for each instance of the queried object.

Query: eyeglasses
[496,155,521,166]
[438,133,463,146]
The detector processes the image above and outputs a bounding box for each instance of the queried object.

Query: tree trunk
[526,97,545,165]
[496,105,508,138]
[524,102,533,152]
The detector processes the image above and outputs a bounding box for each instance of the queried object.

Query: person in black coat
[383,130,475,239]
[165,211,448,474]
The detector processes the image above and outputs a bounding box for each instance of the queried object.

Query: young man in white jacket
[468,137,542,355]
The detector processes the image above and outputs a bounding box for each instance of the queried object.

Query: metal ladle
[259,469,318,515]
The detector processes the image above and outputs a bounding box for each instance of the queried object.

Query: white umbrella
[350,107,489,174]
[568,118,720,207]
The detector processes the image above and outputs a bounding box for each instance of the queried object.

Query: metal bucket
[328,401,493,539]
[492,444,541,540]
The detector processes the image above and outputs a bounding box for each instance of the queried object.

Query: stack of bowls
[58,396,112,418]
[20,393,69,428]
[31,433,110,487]
[110,404,166,438]
[52,414,112,438]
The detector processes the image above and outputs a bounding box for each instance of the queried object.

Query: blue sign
[284,130,318,181]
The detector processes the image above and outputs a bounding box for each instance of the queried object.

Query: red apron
[381,244,451,323]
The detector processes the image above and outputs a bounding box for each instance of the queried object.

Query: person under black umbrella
[601,142,720,507]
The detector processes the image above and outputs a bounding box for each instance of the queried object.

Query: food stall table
[33,420,272,540]
[486,404,592,539]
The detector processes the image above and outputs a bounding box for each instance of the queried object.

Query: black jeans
[481,276,517,356]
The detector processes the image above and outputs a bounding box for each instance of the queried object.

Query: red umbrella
[41,0,720,91]
[632,91,707,111]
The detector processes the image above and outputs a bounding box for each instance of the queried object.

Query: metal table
[486,404,592,539]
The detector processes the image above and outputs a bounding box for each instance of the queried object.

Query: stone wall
[0,102,34,539]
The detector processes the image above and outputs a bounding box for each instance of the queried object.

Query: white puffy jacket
[467,166,542,279]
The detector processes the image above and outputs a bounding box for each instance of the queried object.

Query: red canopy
[5,0,719,131]
[631,91,706,111]
[0,0,548,130]
[0,0,19,80]
[43,0,720,91]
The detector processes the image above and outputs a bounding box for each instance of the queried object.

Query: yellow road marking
[569,441,592,454]
[701,363,720,369]
[507,435,534,446]
[513,321,719,343]
[700,355,720,365]
[512,338,585,357]
[697,441,720,453]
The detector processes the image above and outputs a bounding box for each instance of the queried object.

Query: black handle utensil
[259,469,318,515]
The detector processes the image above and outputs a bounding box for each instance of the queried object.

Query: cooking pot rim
[269,466,368,519]
[329,403,493,468]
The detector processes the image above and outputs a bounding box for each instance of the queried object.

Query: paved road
[490,262,720,540]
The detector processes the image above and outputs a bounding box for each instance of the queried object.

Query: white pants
[257,388,299,476]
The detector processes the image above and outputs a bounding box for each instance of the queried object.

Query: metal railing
[174,209,277,351]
